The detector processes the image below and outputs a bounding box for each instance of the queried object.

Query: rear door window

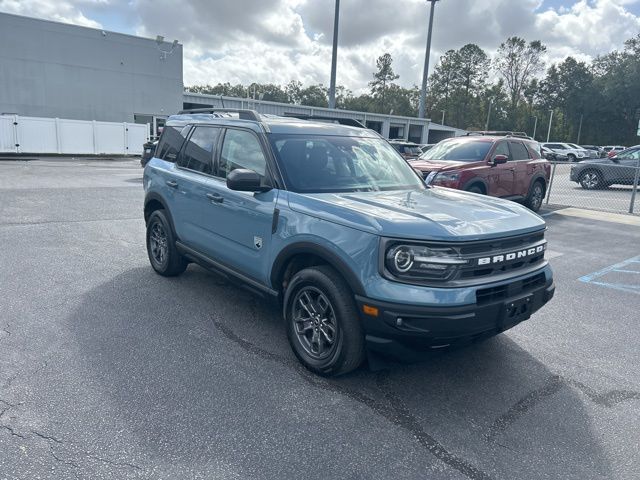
[509,141,530,161]
[177,126,220,174]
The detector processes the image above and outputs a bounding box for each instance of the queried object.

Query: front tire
[284,266,365,376]
[146,209,188,276]
[466,185,484,195]
[567,154,576,162]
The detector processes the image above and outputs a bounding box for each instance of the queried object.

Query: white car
[541,142,591,162]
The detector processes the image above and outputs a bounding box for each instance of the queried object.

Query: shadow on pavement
[65,265,614,480]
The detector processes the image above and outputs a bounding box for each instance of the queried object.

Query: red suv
[410,134,550,212]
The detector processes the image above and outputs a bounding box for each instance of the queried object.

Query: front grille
[476,273,546,305]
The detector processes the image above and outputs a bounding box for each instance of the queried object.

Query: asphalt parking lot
[1,158,639,480]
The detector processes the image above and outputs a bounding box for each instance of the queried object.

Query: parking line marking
[579,255,640,295]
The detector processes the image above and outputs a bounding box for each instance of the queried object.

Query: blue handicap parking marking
[579,255,640,295]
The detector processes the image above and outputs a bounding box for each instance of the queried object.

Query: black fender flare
[527,173,547,196]
[462,177,489,194]
[144,192,178,238]
[271,242,366,297]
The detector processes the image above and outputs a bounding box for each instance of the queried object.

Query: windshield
[269,134,425,193]
[418,140,492,162]
[567,143,581,149]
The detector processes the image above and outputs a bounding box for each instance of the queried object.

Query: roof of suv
[166,109,379,138]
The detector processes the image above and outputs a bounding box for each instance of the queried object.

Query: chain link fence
[545,158,640,215]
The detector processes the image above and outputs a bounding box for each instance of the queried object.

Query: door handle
[166,180,178,188]
[206,193,224,204]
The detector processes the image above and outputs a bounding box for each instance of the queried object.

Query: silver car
[570,146,640,189]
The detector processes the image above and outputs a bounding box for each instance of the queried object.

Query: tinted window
[219,129,267,179]
[617,148,640,160]
[509,141,530,160]
[546,143,563,149]
[270,134,424,193]
[177,126,220,174]
[419,140,492,162]
[493,141,511,160]
[527,143,542,159]
[157,126,189,162]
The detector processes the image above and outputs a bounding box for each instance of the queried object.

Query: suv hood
[410,159,483,172]
[287,188,545,241]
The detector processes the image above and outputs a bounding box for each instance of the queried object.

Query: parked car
[410,135,551,212]
[143,108,554,375]
[420,143,437,153]
[140,140,158,167]
[541,145,568,162]
[541,142,590,162]
[581,145,605,158]
[389,140,423,159]
[570,145,640,189]
[603,145,627,158]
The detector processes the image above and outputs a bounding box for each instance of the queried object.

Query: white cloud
[1,0,639,92]
[0,0,102,28]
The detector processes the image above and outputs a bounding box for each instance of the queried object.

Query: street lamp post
[532,116,538,140]
[418,0,440,119]
[484,98,493,131]
[546,109,554,142]
[441,110,445,124]
[328,0,340,109]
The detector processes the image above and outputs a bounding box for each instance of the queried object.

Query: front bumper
[355,274,555,360]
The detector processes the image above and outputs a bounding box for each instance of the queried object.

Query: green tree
[495,37,546,124]
[369,53,400,112]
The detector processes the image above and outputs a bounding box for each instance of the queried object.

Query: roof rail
[282,113,365,128]
[466,130,532,139]
[178,108,261,122]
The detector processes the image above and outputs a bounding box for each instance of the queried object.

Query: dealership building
[0,11,463,145]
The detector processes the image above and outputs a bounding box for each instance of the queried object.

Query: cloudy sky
[1,0,639,92]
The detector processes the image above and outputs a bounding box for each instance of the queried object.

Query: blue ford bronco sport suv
[143,108,554,376]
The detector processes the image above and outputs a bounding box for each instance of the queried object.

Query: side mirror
[490,154,508,166]
[226,169,271,192]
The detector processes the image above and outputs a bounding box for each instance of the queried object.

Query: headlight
[384,243,468,282]
[432,172,460,185]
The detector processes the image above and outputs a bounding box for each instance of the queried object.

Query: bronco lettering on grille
[477,244,545,266]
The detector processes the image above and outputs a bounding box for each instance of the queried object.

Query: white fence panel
[94,121,125,155]
[58,119,95,154]
[16,116,57,153]
[126,123,148,155]
[0,116,16,153]
[0,115,149,155]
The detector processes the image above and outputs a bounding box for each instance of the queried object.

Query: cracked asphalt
[1,157,639,480]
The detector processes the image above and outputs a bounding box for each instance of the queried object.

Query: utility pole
[546,109,554,142]
[576,114,583,144]
[484,98,493,131]
[328,0,340,109]
[418,0,439,118]
[532,116,538,140]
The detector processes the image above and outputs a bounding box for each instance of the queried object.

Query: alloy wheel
[149,221,168,265]
[581,172,600,189]
[291,287,338,360]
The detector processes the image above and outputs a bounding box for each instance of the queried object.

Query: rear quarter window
[156,126,190,162]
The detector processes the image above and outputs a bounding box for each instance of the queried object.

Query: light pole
[576,113,583,144]
[484,98,493,131]
[532,116,538,139]
[441,110,445,124]
[546,109,554,142]
[418,0,440,119]
[328,0,340,109]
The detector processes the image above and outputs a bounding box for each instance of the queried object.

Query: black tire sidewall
[580,171,601,190]
[146,210,186,276]
[467,185,483,194]
[526,181,544,211]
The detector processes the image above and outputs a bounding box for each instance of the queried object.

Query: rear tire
[146,210,188,276]
[284,266,365,376]
[525,180,545,212]
[567,154,576,162]
[579,170,603,190]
